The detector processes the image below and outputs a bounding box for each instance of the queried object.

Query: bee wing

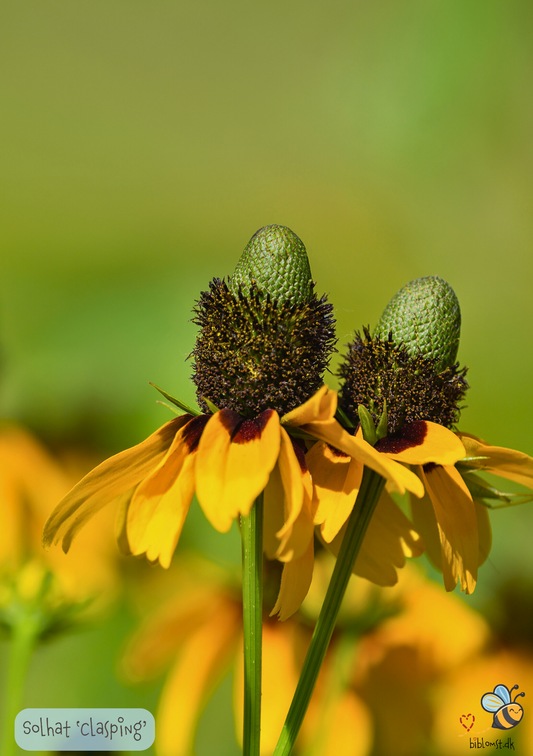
[481,693,505,712]
[493,685,511,704]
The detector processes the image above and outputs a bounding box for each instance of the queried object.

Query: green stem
[1,609,42,756]
[273,468,385,756]
[241,493,264,756]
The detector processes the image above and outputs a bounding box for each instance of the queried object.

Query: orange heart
[460,713,475,732]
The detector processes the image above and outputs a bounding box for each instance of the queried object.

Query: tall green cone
[192,225,335,418]
[338,275,467,435]
[373,276,461,371]
[229,225,313,305]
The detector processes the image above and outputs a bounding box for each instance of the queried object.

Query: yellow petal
[258,623,300,755]
[271,536,314,621]
[277,495,315,563]
[271,429,305,547]
[410,489,443,572]
[419,464,478,593]
[302,419,424,497]
[302,691,372,756]
[377,421,466,466]
[156,602,241,756]
[115,487,135,556]
[307,441,363,543]
[272,429,314,561]
[264,447,314,564]
[324,491,424,586]
[128,453,196,568]
[121,586,232,682]
[282,385,337,426]
[475,499,492,567]
[263,458,286,560]
[196,408,281,532]
[459,432,533,489]
[323,693,373,756]
[42,416,192,552]
[127,422,198,552]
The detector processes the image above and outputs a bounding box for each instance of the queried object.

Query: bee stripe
[502,708,518,726]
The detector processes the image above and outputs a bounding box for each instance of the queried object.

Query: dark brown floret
[338,327,468,436]
[191,279,336,418]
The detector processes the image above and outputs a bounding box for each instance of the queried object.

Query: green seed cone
[229,225,313,305]
[373,276,461,372]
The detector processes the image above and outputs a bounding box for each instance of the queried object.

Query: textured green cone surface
[373,276,461,371]
[229,225,313,305]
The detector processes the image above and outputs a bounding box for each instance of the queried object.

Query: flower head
[43,226,339,570]
[328,276,533,595]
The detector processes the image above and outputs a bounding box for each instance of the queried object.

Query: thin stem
[241,493,264,756]
[273,468,385,756]
[1,609,42,756]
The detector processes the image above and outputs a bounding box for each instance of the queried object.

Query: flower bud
[373,276,461,372]
[229,225,313,305]
[192,226,335,418]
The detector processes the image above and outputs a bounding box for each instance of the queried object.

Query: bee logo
[481,684,525,730]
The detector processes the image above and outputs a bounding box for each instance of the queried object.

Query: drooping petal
[323,491,424,586]
[263,433,313,561]
[263,457,286,560]
[458,432,533,489]
[412,479,491,575]
[278,496,315,565]
[419,464,478,593]
[196,408,281,532]
[376,421,465,466]
[300,419,424,497]
[282,384,337,426]
[307,441,364,543]
[271,536,314,621]
[475,499,492,567]
[274,431,314,561]
[115,487,136,555]
[263,429,304,555]
[128,454,196,569]
[127,416,207,566]
[410,489,443,572]
[42,416,192,552]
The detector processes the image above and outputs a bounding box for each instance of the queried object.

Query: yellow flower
[121,559,242,756]
[321,275,533,599]
[273,419,465,620]
[410,431,533,595]
[0,422,119,609]
[121,554,373,756]
[43,386,426,577]
[350,564,491,756]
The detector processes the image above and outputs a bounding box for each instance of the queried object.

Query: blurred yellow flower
[344,564,490,756]
[121,554,373,756]
[0,422,119,609]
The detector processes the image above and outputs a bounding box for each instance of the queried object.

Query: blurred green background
[1,0,533,754]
